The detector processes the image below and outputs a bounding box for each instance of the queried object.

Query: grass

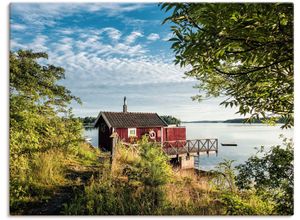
[10,141,102,215]
[62,141,228,215]
[61,140,277,215]
[10,139,276,215]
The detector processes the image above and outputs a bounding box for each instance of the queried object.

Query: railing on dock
[161,139,218,156]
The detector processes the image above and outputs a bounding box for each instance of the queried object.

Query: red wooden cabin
[94,97,186,151]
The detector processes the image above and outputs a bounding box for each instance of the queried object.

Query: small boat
[221,143,237,146]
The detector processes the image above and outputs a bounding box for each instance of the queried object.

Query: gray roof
[94,111,168,128]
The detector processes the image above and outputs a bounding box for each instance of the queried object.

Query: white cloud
[125,31,143,44]
[28,35,48,51]
[85,3,146,16]
[101,27,122,41]
[162,32,174,41]
[10,3,146,29]
[49,50,191,88]
[10,39,26,49]
[147,33,160,41]
[10,28,227,121]
[57,28,73,35]
[59,37,73,44]
[11,34,49,52]
[10,28,191,101]
[11,23,26,31]
[73,34,146,57]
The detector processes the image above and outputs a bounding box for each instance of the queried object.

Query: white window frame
[128,128,137,137]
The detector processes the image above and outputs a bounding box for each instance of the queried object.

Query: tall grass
[63,138,276,215]
[10,141,101,214]
[63,138,225,215]
[31,149,67,186]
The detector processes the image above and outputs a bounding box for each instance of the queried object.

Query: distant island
[183,118,286,124]
[78,116,286,126]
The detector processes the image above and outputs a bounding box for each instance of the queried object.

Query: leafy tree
[235,137,294,215]
[160,115,181,125]
[10,50,81,110]
[77,116,97,125]
[10,50,83,209]
[161,3,293,128]
[10,50,82,154]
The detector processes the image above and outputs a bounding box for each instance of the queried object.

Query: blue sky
[10,3,240,121]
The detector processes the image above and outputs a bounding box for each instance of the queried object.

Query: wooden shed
[94,97,186,152]
[94,111,169,151]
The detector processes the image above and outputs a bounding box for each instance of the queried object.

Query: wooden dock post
[110,132,119,163]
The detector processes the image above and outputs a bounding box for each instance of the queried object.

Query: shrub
[236,137,294,215]
[220,192,273,215]
[63,136,173,215]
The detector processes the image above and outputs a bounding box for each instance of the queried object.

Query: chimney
[123,96,127,113]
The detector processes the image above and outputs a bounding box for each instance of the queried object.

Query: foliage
[9,50,84,212]
[63,137,173,215]
[235,137,294,215]
[211,159,236,193]
[220,192,274,215]
[130,136,173,187]
[210,160,275,215]
[70,142,100,166]
[77,116,97,125]
[224,117,289,124]
[64,136,289,215]
[31,149,67,186]
[160,115,181,125]
[161,3,294,128]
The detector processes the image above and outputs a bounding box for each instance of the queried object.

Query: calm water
[84,123,293,171]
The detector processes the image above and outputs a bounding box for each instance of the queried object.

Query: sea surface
[84,123,293,171]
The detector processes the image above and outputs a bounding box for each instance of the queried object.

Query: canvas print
[9,2,294,215]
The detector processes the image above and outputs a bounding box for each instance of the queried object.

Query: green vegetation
[160,115,181,125]
[10,5,294,213]
[160,4,294,213]
[77,116,97,125]
[224,118,288,124]
[161,3,293,128]
[184,117,288,124]
[63,137,291,215]
[236,136,294,215]
[63,136,173,215]
[9,50,101,214]
[211,160,274,215]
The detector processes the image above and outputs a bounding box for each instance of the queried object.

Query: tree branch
[214,57,292,76]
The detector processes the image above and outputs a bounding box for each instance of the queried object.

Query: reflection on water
[84,123,293,171]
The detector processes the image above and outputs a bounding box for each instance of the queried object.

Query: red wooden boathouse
[94,97,218,169]
[94,97,186,151]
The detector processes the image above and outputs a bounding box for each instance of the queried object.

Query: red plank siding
[115,127,163,143]
[163,127,186,148]
[164,127,186,141]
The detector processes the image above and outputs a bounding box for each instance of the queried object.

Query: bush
[63,136,173,215]
[210,159,275,215]
[236,137,294,215]
[220,192,274,215]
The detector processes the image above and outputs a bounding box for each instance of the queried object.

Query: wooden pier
[160,139,218,169]
[161,139,218,157]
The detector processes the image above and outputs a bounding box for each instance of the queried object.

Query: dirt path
[16,164,102,215]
